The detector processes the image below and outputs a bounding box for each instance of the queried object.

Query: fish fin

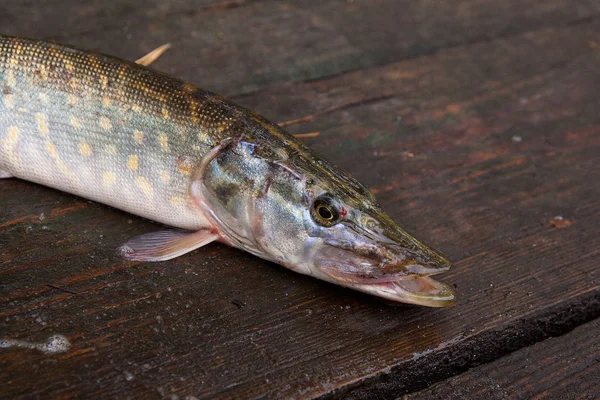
[135,43,171,66]
[118,228,218,262]
[278,116,313,127]
[293,132,320,139]
[0,171,14,179]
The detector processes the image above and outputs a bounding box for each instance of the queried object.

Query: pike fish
[0,36,456,306]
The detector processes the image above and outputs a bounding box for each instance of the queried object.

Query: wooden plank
[0,0,598,96]
[405,318,600,400]
[1,2,600,399]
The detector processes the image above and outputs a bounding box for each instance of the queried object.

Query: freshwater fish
[0,36,456,306]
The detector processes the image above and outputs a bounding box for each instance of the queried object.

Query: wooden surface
[407,318,600,400]
[1,1,599,399]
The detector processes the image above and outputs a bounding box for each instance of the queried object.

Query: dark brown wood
[1,1,600,399]
[2,0,599,96]
[406,318,600,400]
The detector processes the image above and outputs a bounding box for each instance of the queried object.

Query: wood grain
[1,1,600,399]
[406,318,600,400]
[1,0,599,96]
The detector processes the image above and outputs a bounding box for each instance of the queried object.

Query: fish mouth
[315,248,456,307]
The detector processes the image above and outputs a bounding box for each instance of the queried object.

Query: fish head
[299,195,456,307]
[254,145,455,307]
[196,131,455,307]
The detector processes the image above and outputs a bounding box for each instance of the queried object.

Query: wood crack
[323,289,600,399]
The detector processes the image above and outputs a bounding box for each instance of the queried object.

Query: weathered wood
[1,1,600,399]
[1,0,598,96]
[406,318,600,400]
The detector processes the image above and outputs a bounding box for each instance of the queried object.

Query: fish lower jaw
[319,270,456,307]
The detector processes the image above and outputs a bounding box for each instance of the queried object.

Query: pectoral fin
[0,171,14,178]
[118,228,218,262]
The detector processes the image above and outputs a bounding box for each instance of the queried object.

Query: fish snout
[313,212,457,306]
[372,235,456,307]
[380,242,453,277]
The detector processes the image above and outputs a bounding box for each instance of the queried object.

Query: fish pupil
[318,205,333,220]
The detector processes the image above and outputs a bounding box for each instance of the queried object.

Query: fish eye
[317,204,333,220]
[311,197,340,227]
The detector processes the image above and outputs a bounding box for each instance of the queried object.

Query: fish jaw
[315,261,456,307]
[305,207,457,307]
[358,277,455,307]
[313,249,456,307]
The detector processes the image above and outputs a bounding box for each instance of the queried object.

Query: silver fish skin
[0,36,455,306]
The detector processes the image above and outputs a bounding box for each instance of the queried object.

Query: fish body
[0,36,220,230]
[0,36,456,306]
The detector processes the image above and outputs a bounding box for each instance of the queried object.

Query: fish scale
[0,35,228,230]
[0,35,456,307]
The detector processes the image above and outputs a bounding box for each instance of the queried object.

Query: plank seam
[301,14,600,87]
[317,288,600,399]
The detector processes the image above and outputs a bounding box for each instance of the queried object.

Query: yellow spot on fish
[105,144,117,155]
[36,113,50,136]
[46,141,77,180]
[159,170,170,184]
[69,115,82,130]
[3,127,20,167]
[198,130,209,143]
[4,94,14,110]
[133,130,144,144]
[99,116,112,131]
[131,104,142,113]
[119,65,128,79]
[169,196,185,207]
[45,140,78,180]
[177,156,193,176]
[67,94,77,106]
[183,83,196,94]
[38,65,49,81]
[190,102,200,125]
[158,133,169,151]
[64,59,74,72]
[128,155,139,171]
[46,142,57,157]
[136,176,153,197]
[162,105,170,120]
[102,172,116,188]
[103,96,111,107]
[5,126,18,145]
[6,70,15,87]
[79,141,92,157]
[101,76,109,90]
